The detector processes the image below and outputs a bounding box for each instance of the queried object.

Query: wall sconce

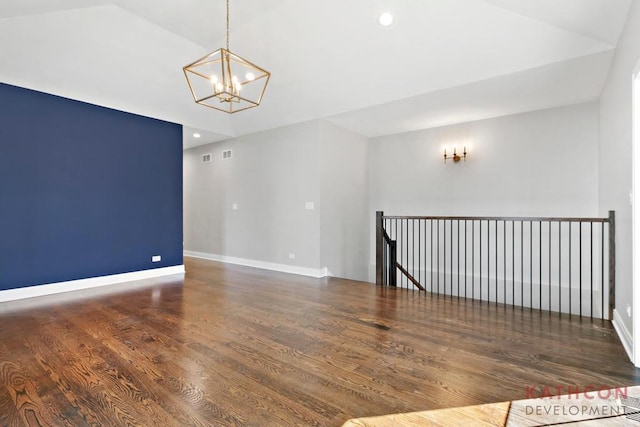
[443,147,467,163]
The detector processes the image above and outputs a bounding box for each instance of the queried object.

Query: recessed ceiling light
[379,12,393,26]
[193,133,201,138]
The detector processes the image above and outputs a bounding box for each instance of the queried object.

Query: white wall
[599,0,640,350]
[183,119,370,281]
[369,102,601,280]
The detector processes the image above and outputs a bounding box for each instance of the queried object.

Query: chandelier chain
[226,0,230,50]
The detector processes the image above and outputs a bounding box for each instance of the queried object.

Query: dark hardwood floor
[0,257,638,426]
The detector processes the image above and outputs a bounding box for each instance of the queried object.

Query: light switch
[305,202,314,210]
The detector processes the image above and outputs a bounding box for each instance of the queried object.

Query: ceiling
[0,0,632,149]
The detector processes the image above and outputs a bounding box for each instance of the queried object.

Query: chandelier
[183,0,271,113]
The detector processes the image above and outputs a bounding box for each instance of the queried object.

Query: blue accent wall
[0,82,183,291]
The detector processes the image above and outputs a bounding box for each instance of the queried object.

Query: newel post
[376,211,384,285]
[608,210,616,320]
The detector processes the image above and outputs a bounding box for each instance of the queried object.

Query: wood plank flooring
[0,256,638,426]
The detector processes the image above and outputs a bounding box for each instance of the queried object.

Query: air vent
[222,149,232,160]
[202,153,212,163]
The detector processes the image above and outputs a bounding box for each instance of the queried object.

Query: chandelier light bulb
[232,80,241,96]
[245,72,255,81]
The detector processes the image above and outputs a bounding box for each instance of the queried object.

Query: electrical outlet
[305,202,314,210]
[232,203,238,210]
[152,255,161,262]
[289,253,296,259]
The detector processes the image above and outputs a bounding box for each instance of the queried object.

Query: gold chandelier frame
[183,0,270,113]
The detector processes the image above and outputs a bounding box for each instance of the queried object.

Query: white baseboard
[0,265,185,304]
[613,308,633,362]
[184,250,329,278]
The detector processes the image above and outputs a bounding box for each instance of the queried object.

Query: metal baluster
[383,224,387,286]
[590,222,593,318]
[480,220,483,301]
[530,221,533,311]
[512,220,515,307]
[431,219,434,292]
[539,220,542,311]
[472,220,475,299]
[496,220,499,305]
[400,219,403,288]
[601,221,605,319]
[437,219,440,295]
[465,220,468,298]
[443,220,447,295]
[579,222,583,317]
[558,221,561,316]
[569,223,572,316]
[412,219,415,290]
[548,221,551,313]
[458,220,461,299]
[403,219,409,289]
[487,220,490,304]
[450,219,453,297]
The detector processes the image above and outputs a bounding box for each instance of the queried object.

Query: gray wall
[599,1,640,344]
[184,121,321,268]
[183,120,369,281]
[318,121,369,281]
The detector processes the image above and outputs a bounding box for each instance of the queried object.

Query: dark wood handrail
[382,215,609,223]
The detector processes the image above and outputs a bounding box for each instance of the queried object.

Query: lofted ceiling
[0,0,632,149]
